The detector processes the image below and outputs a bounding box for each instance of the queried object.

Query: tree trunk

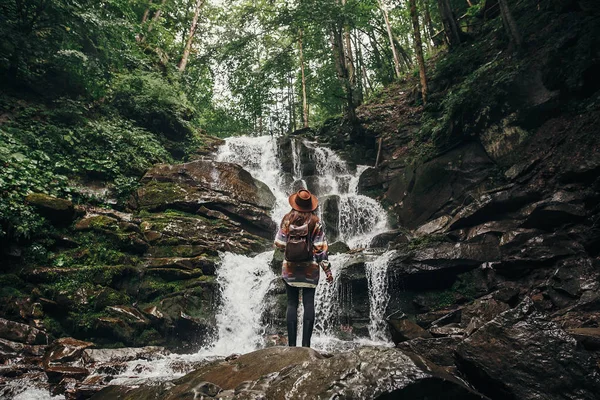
[331,25,357,125]
[377,0,402,79]
[178,0,205,72]
[409,0,428,104]
[436,0,462,47]
[353,32,365,103]
[498,0,522,47]
[422,0,441,47]
[299,29,310,129]
[141,1,152,23]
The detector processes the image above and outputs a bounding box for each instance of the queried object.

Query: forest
[1,0,599,399]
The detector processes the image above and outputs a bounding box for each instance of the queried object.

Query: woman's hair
[282,210,319,232]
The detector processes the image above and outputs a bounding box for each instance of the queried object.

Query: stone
[82,347,169,364]
[45,366,89,384]
[460,297,510,336]
[456,297,600,400]
[369,229,408,248]
[389,238,501,290]
[429,324,465,337]
[43,338,94,367]
[90,346,487,399]
[386,318,432,345]
[0,318,48,345]
[133,160,276,238]
[25,193,75,226]
[328,241,350,255]
[566,328,600,351]
[0,338,46,357]
[385,142,495,229]
[321,195,340,242]
[397,336,462,367]
[414,216,451,236]
[480,117,531,166]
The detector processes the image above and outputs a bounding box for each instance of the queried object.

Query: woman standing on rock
[274,189,333,348]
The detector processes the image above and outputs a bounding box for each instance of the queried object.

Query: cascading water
[215,135,393,349]
[366,250,397,341]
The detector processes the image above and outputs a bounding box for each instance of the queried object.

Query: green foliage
[111,73,196,141]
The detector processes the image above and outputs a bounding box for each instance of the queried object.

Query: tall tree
[436,0,462,47]
[178,0,205,72]
[377,0,402,79]
[498,0,522,47]
[298,29,310,128]
[409,0,428,104]
[331,23,357,124]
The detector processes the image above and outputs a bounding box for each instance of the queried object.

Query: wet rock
[0,318,48,345]
[321,195,340,242]
[389,238,501,290]
[43,338,94,367]
[0,338,46,357]
[45,366,89,384]
[414,216,452,236]
[429,324,465,337]
[91,346,487,399]
[82,346,169,364]
[456,297,600,400]
[133,160,276,237]
[386,318,432,345]
[498,230,585,276]
[26,193,75,226]
[461,297,510,336]
[370,229,408,248]
[566,328,600,351]
[397,336,462,367]
[328,241,350,255]
[386,142,495,229]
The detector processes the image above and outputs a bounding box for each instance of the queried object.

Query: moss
[407,234,448,250]
[137,181,186,210]
[25,193,73,211]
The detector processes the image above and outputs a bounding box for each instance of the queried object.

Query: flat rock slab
[91,346,487,400]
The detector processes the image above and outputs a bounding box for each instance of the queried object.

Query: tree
[409,0,428,104]
[377,0,402,79]
[178,0,206,72]
[498,0,522,48]
[298,29,310,128]
[436,0,462,47]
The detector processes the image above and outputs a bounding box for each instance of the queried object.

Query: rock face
[133,159,276,238]
[456,298,600,400]
[91,346,487,400]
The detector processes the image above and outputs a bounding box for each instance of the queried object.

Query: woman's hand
[326,273,333,284]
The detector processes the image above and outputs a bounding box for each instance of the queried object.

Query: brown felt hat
[289,189,318,212]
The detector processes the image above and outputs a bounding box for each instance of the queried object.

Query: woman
[274,189,333,348]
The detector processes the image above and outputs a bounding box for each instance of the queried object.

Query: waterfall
[200,251,276,356]
[208,135,394,352]
[366,250,396,341]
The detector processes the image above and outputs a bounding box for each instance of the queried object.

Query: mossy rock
[26,193,75,226]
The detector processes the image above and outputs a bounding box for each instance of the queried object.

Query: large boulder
[133,160,276,238]
[456,297,600,400]
[91,346,487,399]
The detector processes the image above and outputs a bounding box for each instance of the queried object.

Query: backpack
[284,223,312,262]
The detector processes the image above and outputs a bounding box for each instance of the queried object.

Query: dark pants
[285,282,315,347]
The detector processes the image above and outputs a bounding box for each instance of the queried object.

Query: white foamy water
[216,135,289,224]
[366,250,396,341]
[200,251,276,356]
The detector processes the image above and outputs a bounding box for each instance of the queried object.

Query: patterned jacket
[274,213,331,288]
